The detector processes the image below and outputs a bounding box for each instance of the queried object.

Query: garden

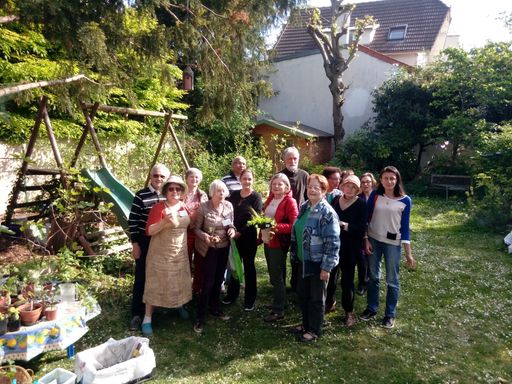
[1,1,512,382]
[0,196,511,383]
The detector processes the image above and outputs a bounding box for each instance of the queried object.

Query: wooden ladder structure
[5,96,69,224]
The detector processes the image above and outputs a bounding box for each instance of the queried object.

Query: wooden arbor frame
[5,96,189,225]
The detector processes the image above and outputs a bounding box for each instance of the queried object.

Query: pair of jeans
[367,237,401,318]
[296,263,327,337]
[226,234,258,307]
[196,246,229,323]
[264,245,287,315]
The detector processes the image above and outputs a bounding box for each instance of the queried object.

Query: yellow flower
[50,327,60,338]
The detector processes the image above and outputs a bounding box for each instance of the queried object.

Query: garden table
[0,301,100,362]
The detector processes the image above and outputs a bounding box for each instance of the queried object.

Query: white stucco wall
[259,51,400,136]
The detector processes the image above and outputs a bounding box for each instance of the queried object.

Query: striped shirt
[128,185,165,244]
[221,171,242,195]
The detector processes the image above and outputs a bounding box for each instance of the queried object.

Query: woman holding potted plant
[142,176,192,336]
[223,169,263,311]
[262,173,298,323]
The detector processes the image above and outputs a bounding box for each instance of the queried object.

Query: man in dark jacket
[279,147,309,290]
[128,163,170,330]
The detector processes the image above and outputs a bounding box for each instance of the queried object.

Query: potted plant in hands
[247,208,276,244]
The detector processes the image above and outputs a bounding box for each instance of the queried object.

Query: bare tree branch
[0,74,103,98]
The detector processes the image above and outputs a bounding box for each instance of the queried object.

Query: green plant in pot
[43,284,59,321]
[7,306,20,332]
[0,312,7,335]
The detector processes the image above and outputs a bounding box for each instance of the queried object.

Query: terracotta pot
[261,228,271,244]
[19,302,43,326]
[44,306,58,321]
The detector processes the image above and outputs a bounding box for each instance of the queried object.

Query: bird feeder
[182,66,194,91]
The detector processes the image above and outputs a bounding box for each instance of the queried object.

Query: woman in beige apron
[141,175,192,336]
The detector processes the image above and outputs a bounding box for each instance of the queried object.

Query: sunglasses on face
[167,187,182,193]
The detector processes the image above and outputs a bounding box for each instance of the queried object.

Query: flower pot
[0,318,7,335]
[261,228,272,244]
[19,302,43,326]
[7,318,20,332]
[44,306,58,321]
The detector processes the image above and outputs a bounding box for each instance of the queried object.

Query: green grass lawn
[27,197,512,383]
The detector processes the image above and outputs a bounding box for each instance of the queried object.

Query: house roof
[254,119,334,139]
[272,0,450,61]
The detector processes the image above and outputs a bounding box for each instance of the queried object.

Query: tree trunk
[332,93,344,149]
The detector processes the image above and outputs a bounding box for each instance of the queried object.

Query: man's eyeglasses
[152,174,166,179]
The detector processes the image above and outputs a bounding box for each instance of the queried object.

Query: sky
[307,0,511,49]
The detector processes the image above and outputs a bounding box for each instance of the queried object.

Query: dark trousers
[356,250,369,290]
[296,263,327,337]
[325,263,339,308]
[340,249,358,312]
[290,259,298,290]
[226,235,258,306]
[264,246,287,314]
[196,246,229,323]
[131,239,149,317]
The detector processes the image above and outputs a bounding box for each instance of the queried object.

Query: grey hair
[185,167,203,182]
[232,155,247,165]
[151,163,170,177]
[209,179,229,198]
[282,146,300,160]
[269,173,291,193]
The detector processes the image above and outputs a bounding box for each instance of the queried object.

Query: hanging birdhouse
[183,66,194,91]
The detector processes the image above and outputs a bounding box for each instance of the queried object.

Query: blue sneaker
[141,322,153,336]
[178,306,189,320]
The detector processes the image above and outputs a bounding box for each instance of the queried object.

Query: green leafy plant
[246,207,275,229]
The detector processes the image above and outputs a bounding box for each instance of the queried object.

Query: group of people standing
[127,146,416,341]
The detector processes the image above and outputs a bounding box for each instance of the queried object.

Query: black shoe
[244,304,255,312]
[193,322,204,334]
[210,310,231,321]
[381,316,395,329]
[298,332,318,343]
[264,312,284,322]
[129,316,142,331]
[221,296,235,305]
[360,309,377,321]
[356,287,367,296]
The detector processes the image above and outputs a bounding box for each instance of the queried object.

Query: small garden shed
[253,118,333,170]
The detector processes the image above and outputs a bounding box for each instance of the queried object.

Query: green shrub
[468,123,512,229]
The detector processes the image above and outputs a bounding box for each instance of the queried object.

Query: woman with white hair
[193,180,236,334]
[184,168,208,296]
[262,173,298,322]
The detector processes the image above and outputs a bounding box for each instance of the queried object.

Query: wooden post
[5,97,47,224]
[71,102,99,168]
[80,101,108,169]
[145,114,170,187]
[167,115,190,170]
[42,107,67,189]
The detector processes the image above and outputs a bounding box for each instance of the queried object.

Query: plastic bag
[74,336,155,384]
[228,239,244,284]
